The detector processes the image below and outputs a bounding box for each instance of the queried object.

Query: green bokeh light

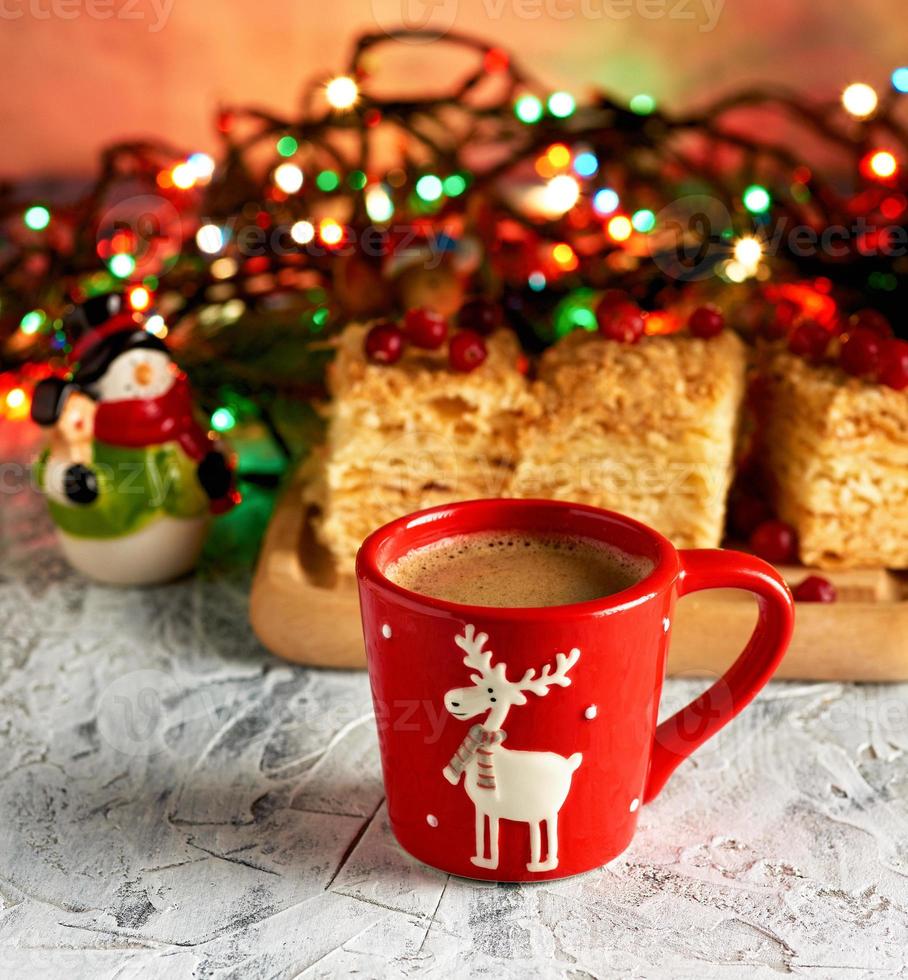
[415,174,444,202]
[276,135,298,157]
[210,407,236,432]
[515,94,543,124]
[552,288,599,338]
[442,174,468,197]
[869,271,898,291]
[108,253,136,278]
[20,309,46,335]
[365,185,394,222]
[742,184,772,214]
[629,93,656,115]
[547,91,576,118]
[24,205,50,230]
[316,170,340,192]
[631,208,656,232]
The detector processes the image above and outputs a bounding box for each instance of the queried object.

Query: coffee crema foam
[385,531,654,608]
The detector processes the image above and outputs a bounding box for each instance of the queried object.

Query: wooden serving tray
[250,475,908,680]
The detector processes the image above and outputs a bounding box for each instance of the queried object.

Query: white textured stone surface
[2,435,908,978]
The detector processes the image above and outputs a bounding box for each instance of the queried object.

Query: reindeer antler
[517,648,581,696]
[454,624,494,677]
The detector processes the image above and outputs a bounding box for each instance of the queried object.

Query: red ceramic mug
[357,499,794,881]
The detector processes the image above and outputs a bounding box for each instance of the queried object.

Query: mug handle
[643,549,795,802]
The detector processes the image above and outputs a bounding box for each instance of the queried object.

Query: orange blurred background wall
[2,0,906,179]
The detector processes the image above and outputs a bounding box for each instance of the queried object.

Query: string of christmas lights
[1,28,906,439]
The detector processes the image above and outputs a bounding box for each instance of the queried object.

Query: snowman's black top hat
[68,292,129,334]
[67,292,168,387]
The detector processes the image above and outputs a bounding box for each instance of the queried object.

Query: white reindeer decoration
[442,624,582,872]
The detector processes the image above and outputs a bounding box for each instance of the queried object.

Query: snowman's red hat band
[69,312,147,365]
[72,323,169,389]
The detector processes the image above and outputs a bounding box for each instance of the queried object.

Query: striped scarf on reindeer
[443,724,506,790]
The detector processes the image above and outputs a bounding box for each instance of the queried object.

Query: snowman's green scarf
[35,440,209,539]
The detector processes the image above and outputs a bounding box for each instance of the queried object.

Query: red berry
[457,298,500,336]
[792,575,837,603]
[597,303,645,344]
[449,330,488,372]
[730,495,771,538]
[595,289,634,318]
[840,327,882,378]
[365,321,405,364]
[788,320,830,362]
[749,519,798,564]
[403,307,448,350]
[878,338,908,390]
[763,299,799,339]
[850,308,893,339]
[688,304,725,339]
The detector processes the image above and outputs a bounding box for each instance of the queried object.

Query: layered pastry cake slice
[306,322,538,573]
[513,329,748,548]
[759,347,908,569]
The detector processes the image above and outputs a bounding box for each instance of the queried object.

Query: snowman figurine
[32,292,239,585]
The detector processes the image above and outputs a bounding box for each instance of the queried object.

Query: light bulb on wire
[514,94,543,124]
[6,387,26,411]
[19,310,45,335]
[551,242,578,270]
[742,184,771,214]
[547,91,576,118]
[128,286,151,311]
[864,149,898,179]
[593,188,619,215]
[196,224,224,254]
[541,175,580,216]
[842,82,878,118]
[24,205,50,230]
[291,220,315,244]
[318,218,344,246]
[325,75,359,110]
[186,153,215,181]
[607,215,633,242]
[274,163,304,194]
[415,174,443,202]
[108,253,136,278]
[365,185,394,223]
[145,315,168,338]
[730,236,764,279]
[171,163,196,190]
